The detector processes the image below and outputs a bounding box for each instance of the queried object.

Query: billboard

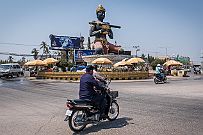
[49,34,81,49]
[74,49,95,62]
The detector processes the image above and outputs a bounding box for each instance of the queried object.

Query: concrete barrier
[37,71,149,81]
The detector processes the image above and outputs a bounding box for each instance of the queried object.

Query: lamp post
[133,45,140,57]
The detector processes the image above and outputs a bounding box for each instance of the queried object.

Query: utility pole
[133,45,140,57]
[201,49,203,68]
[201,49,203,58]
[159,46,171,58]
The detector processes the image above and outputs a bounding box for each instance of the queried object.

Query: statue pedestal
[82,54,132,65]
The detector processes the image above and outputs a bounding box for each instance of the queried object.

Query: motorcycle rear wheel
[154,78,159,84]
[68,110,87,132]
[107,101,119,121]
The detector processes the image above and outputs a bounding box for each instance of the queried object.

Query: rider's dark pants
[91,94,106,116]
[105,95,110,115]
[156,73,164,80]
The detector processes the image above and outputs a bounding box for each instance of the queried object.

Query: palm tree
[8,56,14,63]
[141,53,146,60]
[40,41,50,59]
[31,48,39,60]
[21,57,26,63]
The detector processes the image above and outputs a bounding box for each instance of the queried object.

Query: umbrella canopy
[43,58,58,64]
[126,57,145,64]
[163,60,183,66]
[92,58,112,65]
[24,60,47,66]
[24,61,32,66]
[113,60,132,67]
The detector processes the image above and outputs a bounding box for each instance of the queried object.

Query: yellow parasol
[126,57,145,64]
[43,58,58,64]
[92,58,112,65]
[163,60,183,66]
[113,60,132,67]
[24,60,47,66]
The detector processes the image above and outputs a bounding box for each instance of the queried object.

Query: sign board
[74,49,95,62]
[49,34,81,50]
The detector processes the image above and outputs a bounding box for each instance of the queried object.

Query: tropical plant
[8,56,14,63]
[141,53,146,61]
[40,41,50,58]
[31,48,39,60]
[150,58,166,70]
[147,54,155,64]
[21,57,26,62]
[0,60,8,64]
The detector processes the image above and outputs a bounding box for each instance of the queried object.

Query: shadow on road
[72,117,133,135]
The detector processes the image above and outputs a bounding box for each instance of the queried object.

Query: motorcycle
[154,73,167,84]
[64,79,119,132]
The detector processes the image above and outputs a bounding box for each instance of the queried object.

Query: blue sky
[0,0,203,63]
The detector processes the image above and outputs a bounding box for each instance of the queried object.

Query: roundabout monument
[83,5,131,64]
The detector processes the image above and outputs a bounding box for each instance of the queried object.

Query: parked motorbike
[154,73,167,84]
[64,79,119,132]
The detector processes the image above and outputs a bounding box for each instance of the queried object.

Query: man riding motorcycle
[65,65,119,132]
[155,64,165,81]
[79,65,108,119]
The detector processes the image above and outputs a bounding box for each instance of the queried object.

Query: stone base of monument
[82,54,132,65]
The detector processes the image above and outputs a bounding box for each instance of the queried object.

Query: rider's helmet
[157,64,161,67]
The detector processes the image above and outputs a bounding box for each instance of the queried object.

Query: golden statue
[89,5,123,54]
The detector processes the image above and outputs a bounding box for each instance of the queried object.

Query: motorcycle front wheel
[107,101,119,121]
[68,110,87,132]
[164,77,167,83]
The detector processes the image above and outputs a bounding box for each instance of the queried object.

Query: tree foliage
[8,56,14,63]
[151,58,166,70]
[40,41,50,59]
[31,48,39,60]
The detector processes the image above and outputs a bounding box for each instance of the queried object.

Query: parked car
[70,65,86,72]
[0,63,23,78]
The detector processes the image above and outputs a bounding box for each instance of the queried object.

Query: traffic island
[37,71,149,81]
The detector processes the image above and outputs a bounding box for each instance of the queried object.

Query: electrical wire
[0,42,39,46]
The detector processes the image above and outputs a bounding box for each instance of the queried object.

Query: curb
[26,76,200,83]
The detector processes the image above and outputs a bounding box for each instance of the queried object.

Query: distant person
[70,66,77,72]
[155,64,164,80]
[65,67,69,72]
[53,65,59,72]
[167,65,171,75]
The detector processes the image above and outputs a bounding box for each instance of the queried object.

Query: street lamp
[133,45,140,57]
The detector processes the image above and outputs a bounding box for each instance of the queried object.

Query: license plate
[65,110,73,116]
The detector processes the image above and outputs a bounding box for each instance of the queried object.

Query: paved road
[0,76,203,135]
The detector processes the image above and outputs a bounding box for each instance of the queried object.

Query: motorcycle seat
[155,74,160,77]
[73,99,92,105]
